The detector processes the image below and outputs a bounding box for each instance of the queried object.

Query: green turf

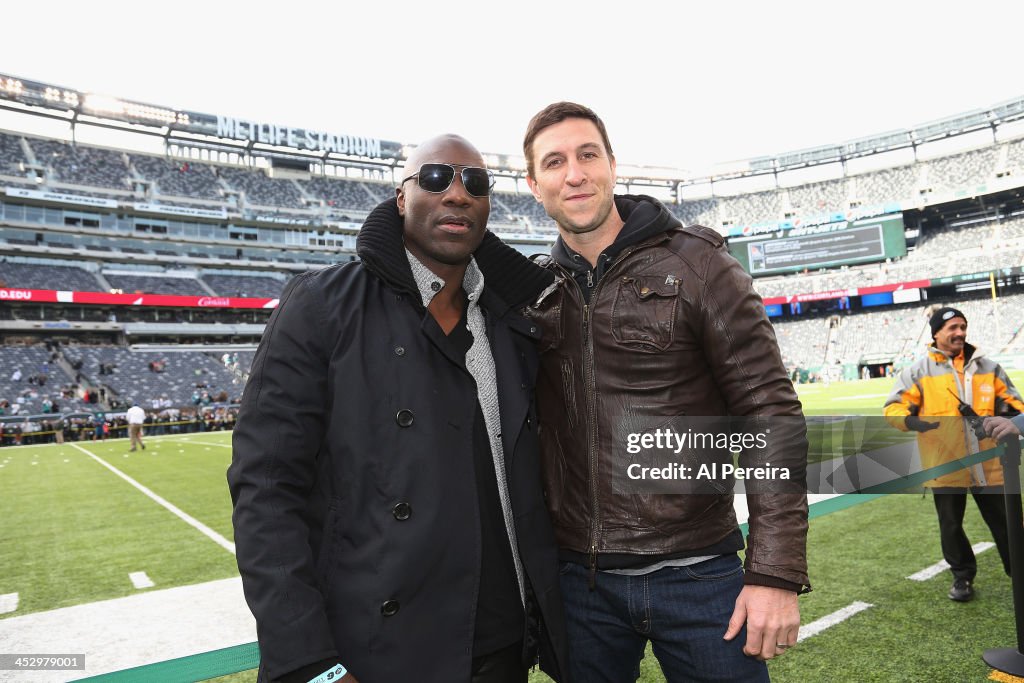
[3,374,1023,682]
[0,436,238,616]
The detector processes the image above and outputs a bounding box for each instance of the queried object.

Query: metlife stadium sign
[215,117,384,158]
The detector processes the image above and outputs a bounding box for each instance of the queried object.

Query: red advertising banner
[0,288,278,309]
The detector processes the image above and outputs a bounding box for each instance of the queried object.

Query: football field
[0,376,1020,682]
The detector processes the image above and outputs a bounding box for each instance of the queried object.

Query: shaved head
[401,134,484,186]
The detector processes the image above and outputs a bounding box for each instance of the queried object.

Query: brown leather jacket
[522,209,810,589]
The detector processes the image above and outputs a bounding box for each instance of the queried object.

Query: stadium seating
[129,155,224,200]
[0,131,28,175]
[299,176,383,213]
[789,178,849,215]
[670,198,717,227]
[200,273,287,298]
[102,272,204,296]
[774,318,830,369]
[492,192,557,229]
[217,166,307,209]
[0,344,91,415]
[851,165,918,206]
[0,259,104,291]
[923,147,997,191]
[27,138,129,191]
[68,346,242,408]
[772,289,1024,372]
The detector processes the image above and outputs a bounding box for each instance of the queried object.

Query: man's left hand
[723,585,800,661]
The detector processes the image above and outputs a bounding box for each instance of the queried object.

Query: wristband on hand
[307,663,347,683]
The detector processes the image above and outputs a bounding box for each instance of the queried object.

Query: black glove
[905,416,939,433]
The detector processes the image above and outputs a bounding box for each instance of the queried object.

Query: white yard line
[906,542,995,581]
[164,439,232,448]
[0,592,18,614]
[833,393,891,401]
[0,578,255,682]
[798,601,874,642]
[129,572,155,589]
[69,443,235,555]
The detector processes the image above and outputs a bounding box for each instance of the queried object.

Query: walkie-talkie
[947,388,988,441]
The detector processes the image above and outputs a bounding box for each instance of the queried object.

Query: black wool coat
[228,199,567,683]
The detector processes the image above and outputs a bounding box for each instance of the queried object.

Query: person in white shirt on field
[126,403,146,451]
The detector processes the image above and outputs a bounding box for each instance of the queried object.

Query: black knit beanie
[929,307,966,338]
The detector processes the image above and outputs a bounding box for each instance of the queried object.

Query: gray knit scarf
[405,250,525,605]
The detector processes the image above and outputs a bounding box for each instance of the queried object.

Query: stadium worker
[475,102,810,682]
[884,306,1020,602]
[228,134,568,683]
[126,401,146,451]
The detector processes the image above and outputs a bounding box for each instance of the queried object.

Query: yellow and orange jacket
[883,343,1024,487]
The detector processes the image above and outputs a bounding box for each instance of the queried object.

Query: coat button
[394,346,405,356]
[381,600,400,616]
[396,409,414,427]
[393,502,412,520]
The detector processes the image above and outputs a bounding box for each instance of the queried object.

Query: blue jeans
[559,553,769,683]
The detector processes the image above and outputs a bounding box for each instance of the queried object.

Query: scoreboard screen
[728,214,906,276]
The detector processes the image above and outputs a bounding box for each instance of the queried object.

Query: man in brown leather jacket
[517,102,810,682]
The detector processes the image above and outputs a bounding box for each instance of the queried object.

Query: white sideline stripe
[797,601,873,642]
[166,439,232,448]
[906,542,995,581]
[129,572,155,589]
[833,393,891,401]
[0,592,18,614]
[0,577,255,681]
[69,443,235,555]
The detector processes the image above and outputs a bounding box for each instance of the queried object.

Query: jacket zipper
[583,300,599,589]
[560,247,642,589]
[950,356,980,486]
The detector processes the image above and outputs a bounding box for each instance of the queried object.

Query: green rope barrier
[71,642,259,683]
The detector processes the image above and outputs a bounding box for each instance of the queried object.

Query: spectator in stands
[884,307,1020,602]
[10,368,21,382]
[474,101,809,681]
[126,402,146,451]
[228,134,568,683]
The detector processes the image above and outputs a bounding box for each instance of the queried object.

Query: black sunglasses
[401,163,495,198]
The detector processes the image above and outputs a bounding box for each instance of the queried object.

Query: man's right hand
[905,416,939,433]
[984,416,1023,441]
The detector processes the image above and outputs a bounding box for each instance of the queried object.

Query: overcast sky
[3,1,1021,173]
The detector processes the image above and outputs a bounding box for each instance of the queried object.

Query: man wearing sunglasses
[476,103,810,682]
[229,135,568,683]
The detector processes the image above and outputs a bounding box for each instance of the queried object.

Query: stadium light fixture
[84,94,125,115]
[2,77,23,94]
